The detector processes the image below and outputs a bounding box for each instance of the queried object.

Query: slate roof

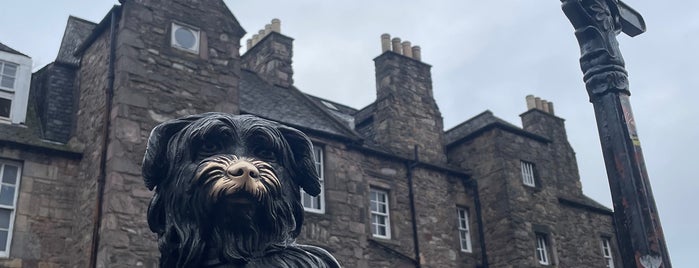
[445,110,549,147]
[239,69,361,141]
[0,42,28,57]
[56,16,97,66]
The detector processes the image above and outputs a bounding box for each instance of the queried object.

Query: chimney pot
[534,97,543,110]
[381,34,391,53]
[246,39,252,50]
[402,41,413,58]
[526,95,536,110]
[264,24,272,35]
[252,34,259,45]
[271,18,281,33]
[541,100,550,113]
[391,37,403,54]
[548,102,555,115]
[412,46,421,61]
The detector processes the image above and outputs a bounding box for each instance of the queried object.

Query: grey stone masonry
[0,146,80,268]
[68,24,111,268]
[448,106,619,267]
[295,138,480,268]
[373,51,446,164]
[95,0,245,267]
[241,32,294,88]
[520,108,583,196]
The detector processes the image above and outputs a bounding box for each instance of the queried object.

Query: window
[0,61,17,90]
[0,61,18,120]
[302,146,324,213]
[536,233,550,265]
[457,207,472,252]
[171,23,200,53]
[602,238,615,268]
[521,160,536,187]
[0,160,21,257]
[0,96,10,119]
[370,188,390,239]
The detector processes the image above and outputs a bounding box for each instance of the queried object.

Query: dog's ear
[142,115,201,190]
[279,125,322,196]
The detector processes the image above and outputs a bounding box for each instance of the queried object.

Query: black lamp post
[560,0,671,267]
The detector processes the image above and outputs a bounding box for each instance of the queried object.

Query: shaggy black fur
[142,113,340,268]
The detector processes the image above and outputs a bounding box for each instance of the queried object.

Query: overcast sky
[1,0,696,266]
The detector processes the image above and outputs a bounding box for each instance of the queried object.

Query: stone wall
[68,25,111,268]
[0,146,80,268]
[447,129,518,267]
[372,52,446,164]
[556,203,617,267]
[521,108,582,196]
[92,0,244,266]
[297,136,481,268]
[447,121,618,267]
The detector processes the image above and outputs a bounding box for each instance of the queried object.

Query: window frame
[0,60,18,92]
[170,22,201,54]
[0,159,21,258]
[601,237,615,268]
[535,233,550,265]
[0,92,12,121]
[370,188,391,239]
[457,207,473,253]
[521,160,536,187]
[301,145,325,213]
[0,60,18,121]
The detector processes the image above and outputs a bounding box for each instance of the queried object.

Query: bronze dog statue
[142,113,340,267]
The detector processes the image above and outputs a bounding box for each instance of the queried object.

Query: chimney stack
[241,18,294,87]
[380,34,424,62]
[373,34,444,163]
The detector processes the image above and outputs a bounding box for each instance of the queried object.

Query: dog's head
[142,113,321,266]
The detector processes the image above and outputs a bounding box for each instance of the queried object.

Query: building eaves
[0,42,29,57]
[558,196,613,216]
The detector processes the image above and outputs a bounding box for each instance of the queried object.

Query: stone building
[0,0,620,267]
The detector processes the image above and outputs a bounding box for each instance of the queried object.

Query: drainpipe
[90,6,120,268]
[468,179,489,268]
[406,145,421,268]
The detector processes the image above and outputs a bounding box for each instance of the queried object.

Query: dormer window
[0,47,31,124]
[171,23,200,54]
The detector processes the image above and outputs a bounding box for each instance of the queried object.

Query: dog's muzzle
[194,155,281,203]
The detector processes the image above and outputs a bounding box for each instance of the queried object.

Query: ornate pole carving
[560,1,671,267]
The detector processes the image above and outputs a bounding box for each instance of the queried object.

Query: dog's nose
[227,161,260,181]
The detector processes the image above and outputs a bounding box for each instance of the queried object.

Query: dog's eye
[199,141,221,155]
[254,148,276,161]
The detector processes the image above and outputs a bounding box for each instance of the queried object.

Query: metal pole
[559,1,671,267]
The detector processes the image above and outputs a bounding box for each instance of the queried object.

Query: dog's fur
[142,113,340,268]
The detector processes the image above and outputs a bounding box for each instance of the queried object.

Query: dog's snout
[227,161,260,181]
